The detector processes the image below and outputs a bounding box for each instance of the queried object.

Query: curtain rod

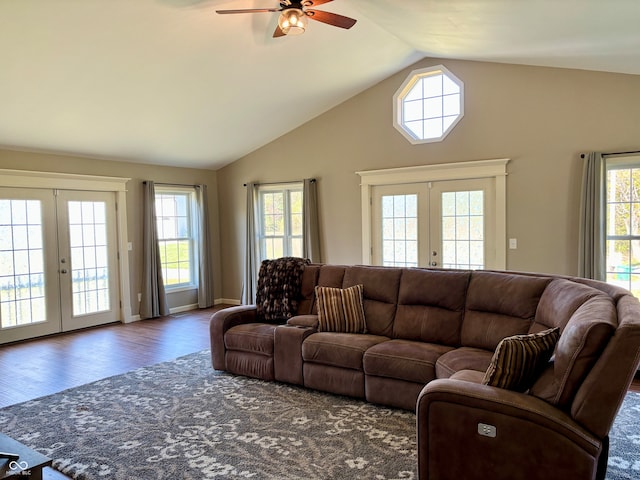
[581,150,640,158]
[243,178,316,187]
[143,181,200,188]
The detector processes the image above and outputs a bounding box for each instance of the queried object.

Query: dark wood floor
[0,305,228,479]
[0,305,638,479]
[0,306,226,409]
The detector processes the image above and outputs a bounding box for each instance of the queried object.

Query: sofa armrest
[209,305,258,370]
[417,379,603,480]
[287,314,319,329]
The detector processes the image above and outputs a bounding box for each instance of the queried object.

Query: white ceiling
[1,0,639,170]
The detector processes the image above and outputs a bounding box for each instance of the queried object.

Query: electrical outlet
[138,293,142,302]
[509,238,518,249]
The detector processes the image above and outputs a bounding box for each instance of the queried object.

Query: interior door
[56,190,119,331]
[371,178,496,269]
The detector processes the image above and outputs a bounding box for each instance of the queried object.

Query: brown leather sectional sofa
[209,264,640,480]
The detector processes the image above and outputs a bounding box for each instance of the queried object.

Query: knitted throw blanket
[256,257,310,321]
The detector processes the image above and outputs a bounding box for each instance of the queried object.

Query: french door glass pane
[68,201,110,316]
[381,194,418,267]
[441,191,484,269]
[0,199,47,327]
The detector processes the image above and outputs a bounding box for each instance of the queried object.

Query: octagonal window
[393,65,464,144]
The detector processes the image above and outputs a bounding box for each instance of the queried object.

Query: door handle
[60,269,68,274]
[430,262,437,266]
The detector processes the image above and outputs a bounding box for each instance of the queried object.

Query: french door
[0,188,119,344]
[371,178,496,269]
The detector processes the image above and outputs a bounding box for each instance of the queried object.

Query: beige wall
[217,57,640,301]
[0,149,221,315]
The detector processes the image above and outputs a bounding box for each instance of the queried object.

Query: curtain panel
[140,180,169,319]
[303,178,322,263]
[242,182,259,305]
[578,152,606,280]
[196,184,215,308]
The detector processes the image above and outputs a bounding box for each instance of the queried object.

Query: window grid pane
[381,194,418,267]
[441,191,484,270]
[68,201,110,316]
[0,199,47,328]
[397,66,463,143]
[155,191,194,289]
[258,186,303,261]
[606,167,640,297]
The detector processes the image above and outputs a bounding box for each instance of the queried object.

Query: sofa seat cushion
[302,332,389,370]
[225,323,276,356]
[435,347,494,378]
[364,340,454,384]
[449,369,486,383]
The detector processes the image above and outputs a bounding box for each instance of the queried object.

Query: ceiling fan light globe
[278,8,307,35]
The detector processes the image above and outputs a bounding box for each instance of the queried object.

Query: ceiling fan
[216,0,357,37]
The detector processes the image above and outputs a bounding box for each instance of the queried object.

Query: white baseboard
[216,298,241,306]
[170,303,199,314]
[125,298,240,323]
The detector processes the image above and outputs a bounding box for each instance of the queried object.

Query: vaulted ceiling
[1,0,639,170]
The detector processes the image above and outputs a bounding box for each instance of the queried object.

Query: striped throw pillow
[482,327,560,392]
[315,285,367,333]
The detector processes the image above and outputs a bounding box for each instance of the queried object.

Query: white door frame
[356,158,509,268]
[0,169,132,323]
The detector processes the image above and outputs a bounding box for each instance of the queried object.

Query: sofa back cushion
[309,265,348,314]
[342,266,402,337]
[394,268,470,346]
[530,278,602,334]
[461,272,551,351]
[529,295,616,407]
[298,264,321,315]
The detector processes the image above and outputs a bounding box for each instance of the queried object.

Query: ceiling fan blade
[216,8,281,14]
[306,9,357,29]
[273,24,286,38]
[305,0,334,6]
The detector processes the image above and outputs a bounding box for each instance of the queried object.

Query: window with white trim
[393,65,464,144]
[155,187,198,290]
[258,183,303,261]
[605,157,640,296]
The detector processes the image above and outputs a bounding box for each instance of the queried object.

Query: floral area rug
[0,349,638,479]
[0,350,416,479]
[607,390,640,479]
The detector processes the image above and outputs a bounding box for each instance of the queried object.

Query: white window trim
[393,64,464,145]
[257,182,303,261]
[154,186,198,292]
[604,154,640,292]
[0,168,132,323]
[356,158,509,268]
